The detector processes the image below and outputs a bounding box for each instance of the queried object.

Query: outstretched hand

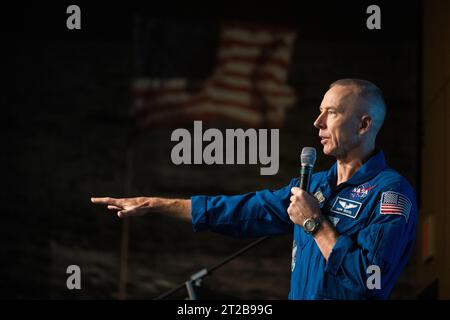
[91,197,152,218]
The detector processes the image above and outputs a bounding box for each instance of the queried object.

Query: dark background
[2,1,420,299]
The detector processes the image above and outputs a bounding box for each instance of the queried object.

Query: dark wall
[2,2,420,299]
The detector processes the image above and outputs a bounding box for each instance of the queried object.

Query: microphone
[299,147,317,192]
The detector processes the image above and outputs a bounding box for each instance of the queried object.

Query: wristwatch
[303,216,323,235]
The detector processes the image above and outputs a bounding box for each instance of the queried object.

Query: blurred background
[1,0,449,299]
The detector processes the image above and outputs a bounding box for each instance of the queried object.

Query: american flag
[380,191,411,221]
[131,21,297,129]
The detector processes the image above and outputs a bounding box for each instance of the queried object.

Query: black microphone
[299,147,317,192]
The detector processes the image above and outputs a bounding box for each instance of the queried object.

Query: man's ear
[359,115,372,134]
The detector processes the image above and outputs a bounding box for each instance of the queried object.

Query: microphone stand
[154,236,270,300]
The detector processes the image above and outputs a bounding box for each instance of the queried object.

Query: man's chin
[322,147,331,155]
[322,147,336,157]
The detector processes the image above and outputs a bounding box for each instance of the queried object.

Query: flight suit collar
[324,150,387,188]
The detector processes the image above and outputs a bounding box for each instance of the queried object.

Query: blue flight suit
[190,151,417,299]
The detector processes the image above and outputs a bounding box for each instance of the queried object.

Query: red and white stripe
[380,191,412,221]
[132,23,297,128]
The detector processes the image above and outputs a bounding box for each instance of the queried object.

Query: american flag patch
[380,191,411,221]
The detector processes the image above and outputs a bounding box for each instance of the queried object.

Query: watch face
[304,219,316,232]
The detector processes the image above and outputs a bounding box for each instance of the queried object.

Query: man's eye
[327,110,336,114]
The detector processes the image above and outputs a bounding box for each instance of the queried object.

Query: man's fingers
[291,187,301,194]
[91,197,120,206]
[291,188,308,198]
[107,205,122,210]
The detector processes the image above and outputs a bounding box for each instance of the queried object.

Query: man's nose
[314,113,326,129]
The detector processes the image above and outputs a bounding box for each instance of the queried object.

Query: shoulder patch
[314,189,326,204]
[380,191,411,222]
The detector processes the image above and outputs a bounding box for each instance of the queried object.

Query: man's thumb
[118,208,136,218]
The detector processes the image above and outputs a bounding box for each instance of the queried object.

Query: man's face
[313,85,363,158]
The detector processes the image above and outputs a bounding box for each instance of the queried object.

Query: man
[92,79,417,300]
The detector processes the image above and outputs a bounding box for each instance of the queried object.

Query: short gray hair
[330,78,387,134]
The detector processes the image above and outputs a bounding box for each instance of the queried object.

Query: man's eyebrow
[319,106,338,112]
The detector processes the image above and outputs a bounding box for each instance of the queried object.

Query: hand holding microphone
[287,147,323,234]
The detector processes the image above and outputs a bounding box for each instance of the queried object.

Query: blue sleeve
[324,181,418,298]
[190,178,298,238]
